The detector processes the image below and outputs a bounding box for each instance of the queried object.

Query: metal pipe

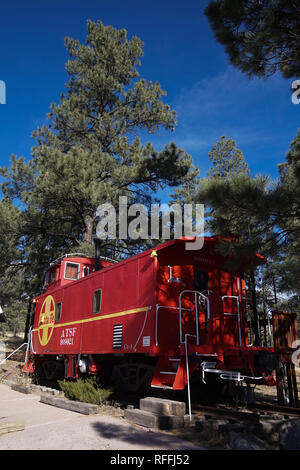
[155,305,192,347]
[184,334,197,421]
[194,292,199,345]
[94,238,102,272]
[0,342,28,366]
[179,290,210,344]
[222,295,242,347]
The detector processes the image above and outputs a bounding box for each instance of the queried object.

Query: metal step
[151,384,174,390]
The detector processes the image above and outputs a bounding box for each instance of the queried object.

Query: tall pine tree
[191,136,272,344]
[205,0,300,79]
[1,20,194,291]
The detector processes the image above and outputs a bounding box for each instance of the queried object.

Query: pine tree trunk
[250,268,260,346]
[82,215,94,244]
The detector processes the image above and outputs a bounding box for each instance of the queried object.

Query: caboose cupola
[43,254,95,291]
[43,253,116,293]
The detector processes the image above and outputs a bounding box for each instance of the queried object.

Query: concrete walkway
[0,383,203,451]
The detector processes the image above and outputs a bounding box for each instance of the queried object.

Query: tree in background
[0,270,28,337]
[195,131,300,335]
[204,1,300,331]
[268,130,300,315]
[0,196,24,273]
[0,20,195,297]
[198,136,274,343]
[205,0,300,79]
[207,135,249,178]
[0,197,28,335]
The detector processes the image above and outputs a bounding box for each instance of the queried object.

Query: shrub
[58,377,113,405]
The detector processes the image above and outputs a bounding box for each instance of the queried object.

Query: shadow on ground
[90,420,202,450]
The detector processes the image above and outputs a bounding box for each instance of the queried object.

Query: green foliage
[0,196,24,271]
[26,18,192,251]
[196,136,268,259]
[208,135,249,178]
[58,377,113,405]
[205,0,300,79]
[0,19,195,300]
[203,3,300,321]
[194,130,300,323]
[0,292,27,337]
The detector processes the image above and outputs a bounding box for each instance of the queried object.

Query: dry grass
[0,333,27,361]
[0,334,28,384]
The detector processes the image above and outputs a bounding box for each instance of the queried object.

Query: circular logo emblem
[38,295,55,346]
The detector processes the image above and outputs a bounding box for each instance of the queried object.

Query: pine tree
[1,20,194,287]
[0,196,23,272]
[205,0,300,79]
[203,2,300,329]
[191,136,274,344]
[207,135,249,178]
[0,196,28,335]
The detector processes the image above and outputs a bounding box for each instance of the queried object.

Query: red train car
[23,236,276,399]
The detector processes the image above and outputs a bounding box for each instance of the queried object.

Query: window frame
[64,261,80,281]
[92,289,102,315]
[82,266,90,277]
[55,301,62,322]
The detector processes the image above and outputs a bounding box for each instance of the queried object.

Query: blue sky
[0,0,298,185]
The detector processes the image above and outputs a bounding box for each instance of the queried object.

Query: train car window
[44,268,55,285]
[83,266,90,277]
[49,268,56,284]
[92,289,102,314]
[55,302,62,322]
[64,262,80,280]
[194,269,209,293]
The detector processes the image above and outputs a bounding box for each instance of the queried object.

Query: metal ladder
[178,290,210,421]
[222,295,242,347]
[178,290,210,345]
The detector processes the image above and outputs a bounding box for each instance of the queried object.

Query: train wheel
[37,360,64,382]
[112,361,155,393]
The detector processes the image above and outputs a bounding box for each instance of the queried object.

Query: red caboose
[23,237,276,398]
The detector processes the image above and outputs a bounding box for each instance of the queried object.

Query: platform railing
[0,341,28,366]
[184,333,197,421]
[222,295,242,347]
[179,290,210,345]
[154,305,193,347]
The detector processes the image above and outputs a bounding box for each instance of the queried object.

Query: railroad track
[192,403,259,424]
[191,401,300,423]
[247,401,300,418]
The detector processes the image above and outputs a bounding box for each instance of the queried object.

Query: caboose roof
[46,236,264,282]
[140,235,263,256]
[102,236,264,266]
[133,236,265,270]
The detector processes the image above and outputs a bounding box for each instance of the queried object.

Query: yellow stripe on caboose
[33,306,149,332]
